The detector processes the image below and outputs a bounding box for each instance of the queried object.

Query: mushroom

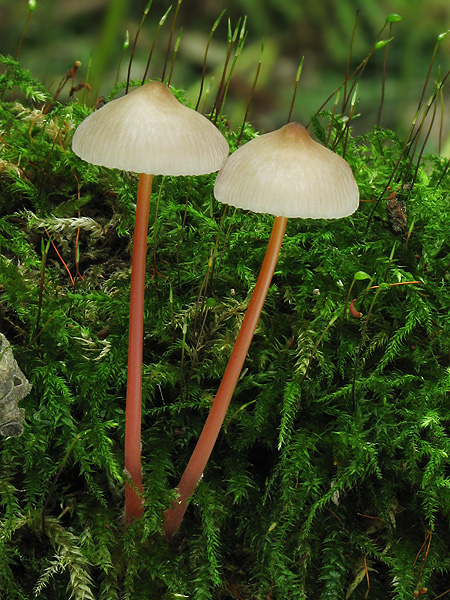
[72,81,228,521]
[163,122,359,538]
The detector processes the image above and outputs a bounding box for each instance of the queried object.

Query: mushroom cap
[214,122,359,219]
[72,81,229,176]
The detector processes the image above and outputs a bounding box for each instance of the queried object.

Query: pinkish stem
[124,172,153,522]
[163,215,288,538]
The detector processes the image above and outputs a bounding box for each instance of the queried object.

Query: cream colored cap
[72,81,229,176]
[214,122,359,219]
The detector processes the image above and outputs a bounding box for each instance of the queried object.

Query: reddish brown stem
[124,172,153,521]
[163,215,288,538]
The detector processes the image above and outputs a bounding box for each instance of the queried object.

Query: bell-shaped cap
[72,81,229,176]
[214,122,359,219]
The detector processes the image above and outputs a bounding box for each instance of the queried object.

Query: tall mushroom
[163,122,359,538]
[72,81,228,521]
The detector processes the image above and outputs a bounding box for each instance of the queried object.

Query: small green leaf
[438,30,450,42]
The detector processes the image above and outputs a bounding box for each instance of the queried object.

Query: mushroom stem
[163,215,288,539]
[124,172,153,521]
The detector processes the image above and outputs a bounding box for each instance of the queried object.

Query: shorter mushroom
[72,81,228,521]
[163,122,359,538]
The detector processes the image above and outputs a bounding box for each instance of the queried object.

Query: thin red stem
[163,215,288,538]
[124,172,153,521]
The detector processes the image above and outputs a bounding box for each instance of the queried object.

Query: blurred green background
[1,0,449,151]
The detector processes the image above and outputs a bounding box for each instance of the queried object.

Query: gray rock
[0,333,31,437]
